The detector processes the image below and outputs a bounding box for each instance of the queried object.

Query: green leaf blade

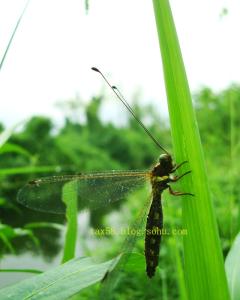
[152,1,230,299]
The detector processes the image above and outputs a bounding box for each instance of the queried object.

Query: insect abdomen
[144,189,163,278]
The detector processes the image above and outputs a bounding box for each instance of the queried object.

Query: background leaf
[0,257,113,300]
[225,232,240,300]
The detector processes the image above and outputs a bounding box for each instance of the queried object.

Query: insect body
[91,67,193,278]
[146,154,192,277]
[18,68,193,281]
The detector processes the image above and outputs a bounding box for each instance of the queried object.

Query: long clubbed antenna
[91,67,169,155]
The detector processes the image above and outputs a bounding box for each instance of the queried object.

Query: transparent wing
[17,170,151,214]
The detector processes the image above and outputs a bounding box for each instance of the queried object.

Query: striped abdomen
[144,186,163,278]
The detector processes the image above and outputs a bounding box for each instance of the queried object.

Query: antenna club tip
[91,67,100,72]
[112,85,117,89]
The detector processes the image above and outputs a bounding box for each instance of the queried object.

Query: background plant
[0,84,239,298]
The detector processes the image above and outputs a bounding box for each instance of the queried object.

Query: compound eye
[159,153,169,163]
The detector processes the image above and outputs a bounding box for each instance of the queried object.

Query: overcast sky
[0,0,239,127]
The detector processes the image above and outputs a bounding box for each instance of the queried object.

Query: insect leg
[170,171,191,182]
[171,161,188,172]
[167,185,194,196]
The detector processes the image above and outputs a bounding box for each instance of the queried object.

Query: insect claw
[171,160,189,172]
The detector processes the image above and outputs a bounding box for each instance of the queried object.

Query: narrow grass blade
[152,1,230,299]
[0,0,31,71]
[99,194,151,299]
[169,238,187,300]
[24,222,64,231]
[61,181,78,263]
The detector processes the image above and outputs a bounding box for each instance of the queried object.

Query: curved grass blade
[0,0,31,71]
[152,1,230,299]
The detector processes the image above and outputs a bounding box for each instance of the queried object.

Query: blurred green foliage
[0,85,239,299]
[194,85,240,254]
